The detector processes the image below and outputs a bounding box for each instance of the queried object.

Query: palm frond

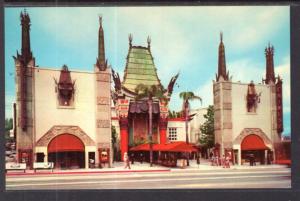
[134,84,167,102]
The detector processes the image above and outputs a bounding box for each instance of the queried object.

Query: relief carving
[96,74,110,82]
[97,105,109,112]
[36,126,95,147]
[233,128,272,147]
[97,97,109,105]
[246,81,261,113]
[223,122,232,129]
[222,83,232,90]
[97,119,110,128]
[223,102,232,110]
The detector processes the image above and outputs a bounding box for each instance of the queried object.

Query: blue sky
[4,6,291,135]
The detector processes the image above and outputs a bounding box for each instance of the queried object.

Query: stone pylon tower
[265,44,276,85]
[213,33,232,157]
[264,44,282,144]
[94,16,112,167]
[13,10,36,168]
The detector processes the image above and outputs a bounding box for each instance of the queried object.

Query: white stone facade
[16,66,112,169]
[214,80,281,165]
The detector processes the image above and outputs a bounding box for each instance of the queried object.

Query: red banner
[276,80,283,134]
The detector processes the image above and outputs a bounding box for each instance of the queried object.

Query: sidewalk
[6,162,170,176]
[6,159,289,176]
[171,159,289,172]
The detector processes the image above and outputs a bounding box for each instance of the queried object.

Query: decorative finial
[129,34,133,47]
[265,42,274,55]
[220,32,223,42]
[99,14,102,27]
[147,36,151,48]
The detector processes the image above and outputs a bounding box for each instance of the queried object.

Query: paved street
[6,162,291,190]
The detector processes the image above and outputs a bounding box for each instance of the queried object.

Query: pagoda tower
[112,35,178,160]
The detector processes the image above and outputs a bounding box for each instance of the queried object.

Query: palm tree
[135,84,167,167]
[179,91,202,166]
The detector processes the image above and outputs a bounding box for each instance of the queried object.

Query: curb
[6,169,171,176]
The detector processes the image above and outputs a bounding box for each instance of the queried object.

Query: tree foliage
[134,84,167,167]
[179,91,202,112]
[168,110,182,118]
[5,118,13,140]
[111,125,117,145]
[134,84,167,101]
[5,118,13,131]
[199,105,215,148]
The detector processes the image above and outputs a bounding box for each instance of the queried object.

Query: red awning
[241,134,269,151]
[48,134,85,153]
[130,141,198,153]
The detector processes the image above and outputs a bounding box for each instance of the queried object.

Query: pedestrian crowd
[210,152,231,168]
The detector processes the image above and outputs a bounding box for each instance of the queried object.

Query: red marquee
[241,134,269,150]
[48,134,84,153]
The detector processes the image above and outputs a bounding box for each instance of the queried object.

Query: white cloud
[228,59,265,83]
[192,80,214,109]
[8,7,289,126]
[31,6,289,83]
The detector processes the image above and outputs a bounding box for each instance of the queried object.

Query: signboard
[276,80,283,133]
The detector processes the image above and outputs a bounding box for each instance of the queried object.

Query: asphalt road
[6,167,291,190]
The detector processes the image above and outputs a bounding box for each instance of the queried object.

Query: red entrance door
[241,134,269,165]
[48,134,85,169]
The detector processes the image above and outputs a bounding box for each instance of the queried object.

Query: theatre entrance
[47,134,85,169]
[241,134,270,165]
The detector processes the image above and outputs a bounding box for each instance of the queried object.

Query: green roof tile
[122,46,161,92]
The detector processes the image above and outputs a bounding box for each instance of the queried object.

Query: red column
[159,118,168,144]
[119,117,128,161]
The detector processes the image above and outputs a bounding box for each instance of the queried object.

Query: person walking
[196,154,200,168]
[131,153,134,164]
[221,155,226,168]
[124,152,131,169]
[211,154,215,166]
[140,153,144,164]
[225,155,230,168]
[215,155,220,166]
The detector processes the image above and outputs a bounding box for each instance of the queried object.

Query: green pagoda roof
[122,46,162,93]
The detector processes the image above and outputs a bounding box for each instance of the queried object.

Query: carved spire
[167,72,179,96]
[147,36,151,49]
[264,43,276,84]
[216,32,229,81]
[96,15,107,71]
[20,9,33,65]
[17,9,35,131]
[129,34,133,47]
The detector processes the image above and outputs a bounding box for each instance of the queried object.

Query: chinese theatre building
[213,33,283,165]
[111,35,179,160]
[14,11,112,169]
